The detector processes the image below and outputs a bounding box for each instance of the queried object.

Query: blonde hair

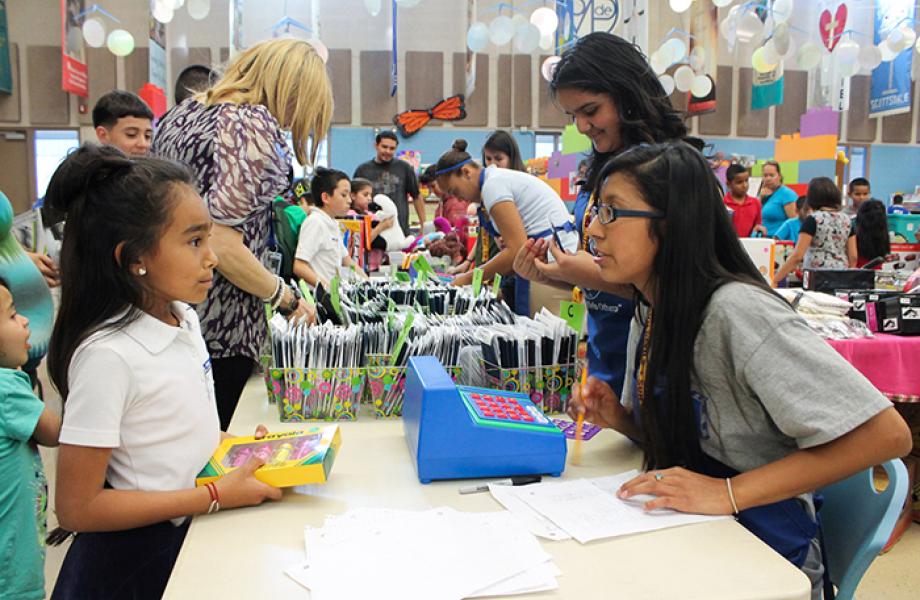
[204,38,333,166]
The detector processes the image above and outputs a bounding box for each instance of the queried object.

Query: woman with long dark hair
[514,32,695,398]
[579,142,910,597]
[855,199,890,267]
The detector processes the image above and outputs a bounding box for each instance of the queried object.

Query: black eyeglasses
[590,204,666,225]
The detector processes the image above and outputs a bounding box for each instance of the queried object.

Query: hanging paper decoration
[687,2,718,115]
[393,95,466,137]
[818,4,847,52]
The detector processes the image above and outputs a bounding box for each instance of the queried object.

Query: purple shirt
[152,100,291,362]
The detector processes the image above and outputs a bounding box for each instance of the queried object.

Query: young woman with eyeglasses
[577,141,910,598]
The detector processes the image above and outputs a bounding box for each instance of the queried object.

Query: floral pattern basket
[265,367,365,422]
[484,363,576,415]
[364,357,463,418]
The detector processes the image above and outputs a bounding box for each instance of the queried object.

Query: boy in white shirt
[294,168,366,289]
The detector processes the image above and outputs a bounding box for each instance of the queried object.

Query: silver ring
[654,472,664,481]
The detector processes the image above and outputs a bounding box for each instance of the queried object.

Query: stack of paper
[285,507,559,599]
[491,470,728,544]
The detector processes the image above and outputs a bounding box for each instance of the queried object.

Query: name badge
[203,357,212,374]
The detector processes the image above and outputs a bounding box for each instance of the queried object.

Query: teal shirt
[761,185,798,237]
[0,368,47,600]
[773,217,802,242]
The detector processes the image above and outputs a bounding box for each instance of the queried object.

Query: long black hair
[482,130,526,172]
[550,32,694,195]
[595,143,777,470]
[44,144,195,399]
[856,199,890,261]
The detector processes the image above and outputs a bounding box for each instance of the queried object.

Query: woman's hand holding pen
[568,375,630,432]
[616,468,735,516]
[513,239,554,285]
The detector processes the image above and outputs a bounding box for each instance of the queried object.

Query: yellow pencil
[572,365,588,465]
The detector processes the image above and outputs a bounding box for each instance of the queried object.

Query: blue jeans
[51,520,189,600]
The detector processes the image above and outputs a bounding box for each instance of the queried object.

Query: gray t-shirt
[353,159,420,236]
[623,281,891,473]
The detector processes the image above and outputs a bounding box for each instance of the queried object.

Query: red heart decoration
[819,4,848,52]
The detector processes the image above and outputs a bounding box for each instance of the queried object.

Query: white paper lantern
[467,22,489,53]
[170,0,185,8]
[650,50,670,75]
[395,0,422,7]
[761,40,781,65]
[541,55,561,82]
[752,46,778,73]
[879,40,898,62]
[772,23,791,55]
[514,23,541,53]
[530,7,558,37]
[308,39,329,63]
[187,0,211,20]
[489,16,515,45]
[858,44,882,70]
[363,0,382,16]
[511,13,528,34]
[796,42,822,70]
[836,38,860,65]
[691,75,713,97]
[713,0,734,7]
[669,0,693,13]
[720,6,741,42]
[736,11,764,43]
[772,0,793,24]
[658,74,676,95]
[152,1,174,24]
[539,32,554,51]
[674,65,695,92]
[106,29,135,57]
[689,47,707,72]
[663,37,687,63]
[81,17,106,48]
[897,26,917,51]
[886,26,916,53]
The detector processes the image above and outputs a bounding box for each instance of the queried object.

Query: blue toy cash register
[403,356,567,483]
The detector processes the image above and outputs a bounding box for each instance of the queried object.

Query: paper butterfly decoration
[393,94,466,137]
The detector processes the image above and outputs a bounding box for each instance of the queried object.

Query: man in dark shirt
[353,131,424,236]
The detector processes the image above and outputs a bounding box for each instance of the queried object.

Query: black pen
[458,476,543,495]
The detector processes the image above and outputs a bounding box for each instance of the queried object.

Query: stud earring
[138,267,147,276]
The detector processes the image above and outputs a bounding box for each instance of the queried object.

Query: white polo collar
[119,303,195,355]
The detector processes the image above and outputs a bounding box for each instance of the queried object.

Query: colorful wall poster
[870,0,915,118]
[60,0,88,97]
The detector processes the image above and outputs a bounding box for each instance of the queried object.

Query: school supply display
[403,357,566,484]
[286,507,559,600]
[195,426,340,488]
[477,308,579,414]
[774,289,873,339]
[489,470,728,544]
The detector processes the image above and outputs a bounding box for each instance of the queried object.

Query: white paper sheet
[510,473,727,544]
[289,507,558,600]
[488,483,572,541]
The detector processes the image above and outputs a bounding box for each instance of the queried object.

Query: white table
[164,378,811,600]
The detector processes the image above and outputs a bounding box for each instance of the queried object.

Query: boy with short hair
[888,194,910,215]
[722,164,766,237]
[92,90,154,157]
[847,177,871,213]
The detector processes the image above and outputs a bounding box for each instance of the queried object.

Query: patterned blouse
[151,100,292,362]
[802,210,854,270]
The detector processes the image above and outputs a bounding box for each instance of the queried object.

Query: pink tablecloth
[827,334,920,403]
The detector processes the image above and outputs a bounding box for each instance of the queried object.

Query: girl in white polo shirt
[43,144,281,600]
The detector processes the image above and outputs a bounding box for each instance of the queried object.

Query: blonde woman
[152,38,332,429]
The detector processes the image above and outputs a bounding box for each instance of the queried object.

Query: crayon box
[195,426,341,488]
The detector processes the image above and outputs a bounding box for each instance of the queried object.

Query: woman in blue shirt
[514,32,701,397]
[759,160,798,236]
